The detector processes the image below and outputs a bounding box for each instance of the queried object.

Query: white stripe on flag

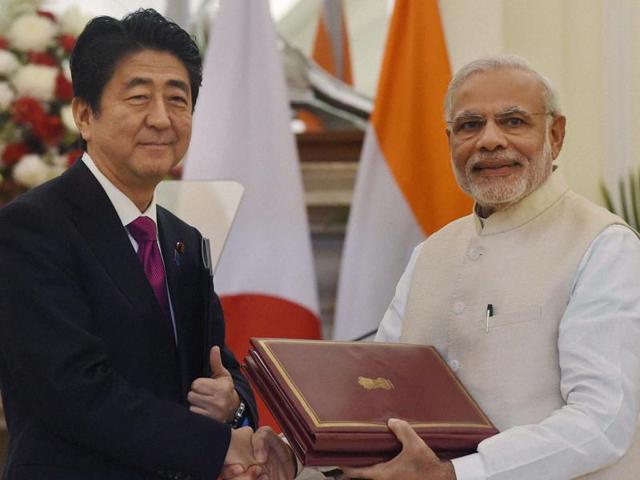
[183,0,319,315]
[333,124,424,340]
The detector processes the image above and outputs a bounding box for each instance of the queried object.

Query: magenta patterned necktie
[127,216,170,316]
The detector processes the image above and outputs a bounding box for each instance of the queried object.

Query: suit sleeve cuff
[451,453,486,480]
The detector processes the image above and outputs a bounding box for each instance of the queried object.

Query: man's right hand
[224,427,261,477]
[222,426,296,480]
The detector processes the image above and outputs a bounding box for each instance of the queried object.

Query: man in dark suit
[0,9,261,480]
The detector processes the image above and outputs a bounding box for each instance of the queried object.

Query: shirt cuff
[451,453,486,480]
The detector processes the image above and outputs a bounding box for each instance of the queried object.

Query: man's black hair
[70,8,202,114]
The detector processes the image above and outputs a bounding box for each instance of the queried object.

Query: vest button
[449,359,461,371]
[468,247,481,260]
[452,301,465,314]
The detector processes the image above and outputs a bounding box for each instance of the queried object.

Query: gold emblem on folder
[358,376,394,390]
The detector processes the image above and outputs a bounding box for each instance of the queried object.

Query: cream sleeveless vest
[401,172,639,478]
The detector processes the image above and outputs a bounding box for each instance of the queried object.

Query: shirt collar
[81,153,158,227]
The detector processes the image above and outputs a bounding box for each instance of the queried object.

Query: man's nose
[146,97,171,129]
[476,119,507,151]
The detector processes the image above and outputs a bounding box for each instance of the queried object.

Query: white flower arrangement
[0,49,19,76]
[0,81,14,111]
[0,0,89,204]
[12,153,52,188]
[59,6,87,37]
[11,63,58,101]
[60,104,77,133]
[61,59,72,82]
[6,14,58,52]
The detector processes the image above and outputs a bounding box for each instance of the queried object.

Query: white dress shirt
[376,224,640,479]
[81,153,178,341]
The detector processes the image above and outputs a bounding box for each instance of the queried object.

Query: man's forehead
[450,68,546,115]
[453,105,532,119]
[113,49,190,87]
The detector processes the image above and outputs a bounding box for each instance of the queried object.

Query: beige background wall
[42,0,640,207]
[278,0,640,208]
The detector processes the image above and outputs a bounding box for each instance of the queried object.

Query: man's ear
[71,97,94,143]
[549,114,566,160]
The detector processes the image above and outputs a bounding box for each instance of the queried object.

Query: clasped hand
[223,426,296,480]
[188,347,296,480]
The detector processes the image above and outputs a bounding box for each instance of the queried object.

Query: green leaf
[618,178,630,224]
[632,169,640,230]
[600,181,615,213]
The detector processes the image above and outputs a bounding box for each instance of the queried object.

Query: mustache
[467,152,525,170]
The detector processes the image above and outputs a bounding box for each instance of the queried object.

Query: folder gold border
[254,338,494,430]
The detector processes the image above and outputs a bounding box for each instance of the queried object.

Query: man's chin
[469,179,529,209]
[133,165,177,186]
[134,155,179,177]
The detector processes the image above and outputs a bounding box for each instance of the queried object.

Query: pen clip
[485,304,494,334]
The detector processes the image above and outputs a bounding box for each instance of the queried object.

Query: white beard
[458,134,553,211]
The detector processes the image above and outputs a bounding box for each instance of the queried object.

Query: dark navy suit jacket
[0,160,256,479]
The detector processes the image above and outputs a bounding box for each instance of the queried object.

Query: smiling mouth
[471,161,522,177]
[473,160,520,169]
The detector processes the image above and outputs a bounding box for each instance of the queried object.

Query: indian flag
[312,0,353,85]
[333,0,472,340]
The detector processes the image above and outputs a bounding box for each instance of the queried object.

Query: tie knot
[127,216,157,244]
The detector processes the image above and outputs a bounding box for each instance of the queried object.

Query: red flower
[36,10,56,21]
[59,34,76,53]
[55,72,73,101]
[32,115,64,146]
[11,97,46,125]
[29,52,57,66]
[2,143,31,167]
[67,149,82,167]
[0,37,8,49]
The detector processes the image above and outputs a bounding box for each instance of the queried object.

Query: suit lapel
[62,161,177,347]
[157,207,203,393]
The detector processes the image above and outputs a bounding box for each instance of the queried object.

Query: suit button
[452,301,465,314]
[449,359,461,371]
[468,247,481,260]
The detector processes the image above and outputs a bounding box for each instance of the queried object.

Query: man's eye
[456,119,484,132]
[170,96,188,105]
[500,116,525,128]
[128,95,148,103]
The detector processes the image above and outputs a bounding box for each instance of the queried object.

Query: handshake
[191,346,455,480]
[223,426,297,480]
[189,347,297,480]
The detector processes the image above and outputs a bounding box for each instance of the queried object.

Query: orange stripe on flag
[222,293,321,431]
[312,4,353,85]
[373,0,472,234]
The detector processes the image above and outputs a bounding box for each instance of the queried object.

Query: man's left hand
[221,426,296,480]
[341,419,456,480]
[189,346,240,423]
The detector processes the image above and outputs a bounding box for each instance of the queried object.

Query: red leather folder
[244,338,498,466]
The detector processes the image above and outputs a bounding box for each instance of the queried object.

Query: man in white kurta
[342,56,640,480]
[225,55,640,480]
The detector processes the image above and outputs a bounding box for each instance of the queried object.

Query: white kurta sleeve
[375,242,424,343]
[452,225,640,479]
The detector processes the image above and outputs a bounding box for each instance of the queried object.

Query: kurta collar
[473,170,570,235]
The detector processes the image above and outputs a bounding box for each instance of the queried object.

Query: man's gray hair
[444,54,561,121]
